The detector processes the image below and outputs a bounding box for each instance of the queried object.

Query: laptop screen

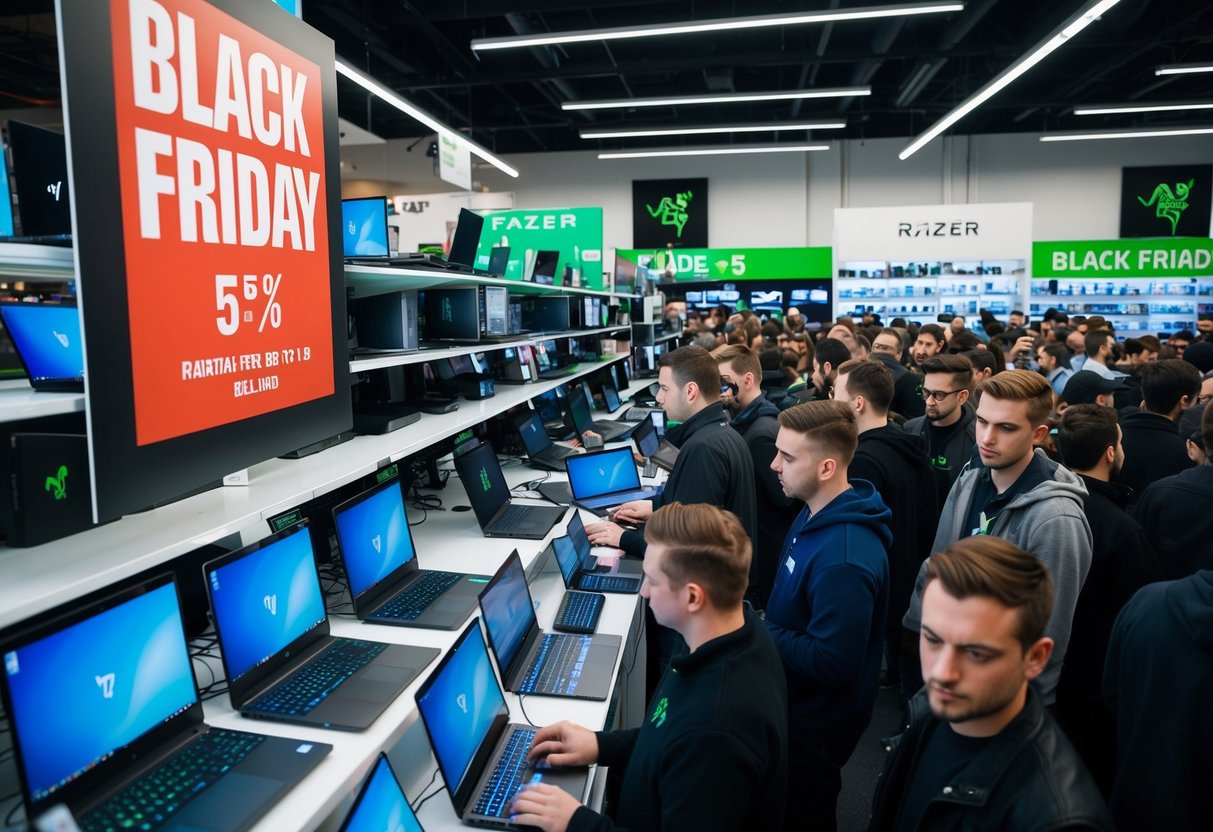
[533,387,564,423]
[531,250,558,285]
[0,302,84,382]
[632,413,659,458]
[2,579,197,806]
[447,208,484,268]
[478,552,535,673]
[565,448,642,500]
[423,288,480,341]
[515,411,550,457]
[566,385,594,434]
[454,442,510,529]
[340,754,424,832]
[7,120,70,237]
[487,246,510,276]
[333,480,417,604]
[341,197,389,257]
[415,622,508,800]
[0,135,13,236]
[551,535,580,587]
[207,527,327,683]
[602,383,621,412]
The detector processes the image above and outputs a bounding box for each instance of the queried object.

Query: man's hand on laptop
[510,782,581,832]
[612,500,652,526]
[585,520,625,548]
[526,720,598,767]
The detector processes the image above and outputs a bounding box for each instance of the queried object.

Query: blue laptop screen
[207,528,326,683]
[552,536,580,586]
[343,755,424,832]
[2,582,197,803]
[0,303,84,381]
[0,143,13,236]
[566,449,641,500]
[342,198,389,257]
[416,625,507,797]
[479,555,535,672]
[334,482,417,602]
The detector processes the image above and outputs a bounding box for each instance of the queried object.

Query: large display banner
[633,178,708,248]
[617,246,832,281]
[833,202,1033,262]
[1033,238,1213,278]
[59,0,349,520]
[1120,165,1212,239]
[476,207,603,287]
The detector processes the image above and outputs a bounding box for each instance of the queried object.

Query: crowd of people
[509,305,1213,832]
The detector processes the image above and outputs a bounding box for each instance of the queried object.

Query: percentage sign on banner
[258,273,283,332]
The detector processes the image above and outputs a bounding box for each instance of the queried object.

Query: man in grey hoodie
[902,370,1092,706]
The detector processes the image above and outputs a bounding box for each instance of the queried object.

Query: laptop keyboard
[248,638,386,717]
[519,634,591,696]
[492,503,533,532]
[472,727,537,818]
[376,571,463,620]
[553,591,605,634]
[82,729,265,832]
[579,574,639,593]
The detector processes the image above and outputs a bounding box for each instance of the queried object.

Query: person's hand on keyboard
[585,519,625,547]
[525,720,598,767]
[612,499,653,526]
[510,782,582,832]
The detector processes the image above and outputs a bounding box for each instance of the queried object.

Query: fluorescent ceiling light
[1040,125,1213,142]
[335,61,519,178]
[562,87,872,111]
[1074,101,1213,116]
[472,2,964,51]
[598,143,830,159]
[1155,63,1213,76]
[581,121,845,139]
[899,0,1122,160]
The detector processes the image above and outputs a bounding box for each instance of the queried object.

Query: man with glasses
[902,355,977,508]
[871,329,926,420]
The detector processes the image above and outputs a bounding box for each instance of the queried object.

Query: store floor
[838,685,904,832]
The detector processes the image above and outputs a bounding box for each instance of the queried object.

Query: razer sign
[633,178,708,248]
[1032,238,1213,278]
[1120,165,1212,238]
[616,247,831,281]
[475,207,603,288]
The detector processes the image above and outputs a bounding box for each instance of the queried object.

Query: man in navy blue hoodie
[768,399,892,832]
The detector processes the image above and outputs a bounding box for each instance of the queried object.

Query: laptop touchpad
[171,772,283,830]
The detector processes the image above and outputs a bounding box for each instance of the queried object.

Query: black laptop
[631,409,680,472]
[0,120,72,245]
[478,550,621,700]
[204,524,440,731]
[453,441,567,539]
[568,383,635,442]
[414,620,589,828]
[486,245,510,276]
[331,477,489,630]
[565,447,659,515]
[0,301,85,392]
[551,533,642,595]
[514,409,581,472]
[0,573,331,832]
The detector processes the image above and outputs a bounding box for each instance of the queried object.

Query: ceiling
[3,0,1212,155]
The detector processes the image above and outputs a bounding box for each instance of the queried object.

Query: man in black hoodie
[717,344,800,607]
[833,359,938,691]
[872,328,926,419]
[1118,358,1199,501]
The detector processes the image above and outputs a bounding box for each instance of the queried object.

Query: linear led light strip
[1155,63,1213,76]
[598,143,830,160]
[899,0,1122,160]
[562,87,872,111]
[1074,101,1213,115]
[1040,125,1213,142]
[334,61,519,178]
[581,120,846,139]
[471,2,964,51]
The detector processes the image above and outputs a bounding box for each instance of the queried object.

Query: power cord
[517,694,539,728]
[409,766,441,813]
[411,780,448,815]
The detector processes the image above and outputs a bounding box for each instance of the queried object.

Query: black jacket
[1104,571,1213,830]
[1117,409,1194,502]
[902,403,977,509]
[569,609,788,832]
[1132,463,1213,579]
[619,401,757,559]
[867,688,1113,832]
[849,423,938,642]
[729,394,799,607]
[759,369,798,411]
[872,353,926,420]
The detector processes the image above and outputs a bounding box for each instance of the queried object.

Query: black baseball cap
[1061,370,1125,405]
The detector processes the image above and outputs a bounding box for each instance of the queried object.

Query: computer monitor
[749,289,783,312]
[341,197,390,257]
[6,120,70,237]
[422,288,480,341]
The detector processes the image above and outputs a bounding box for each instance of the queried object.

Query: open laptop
[331,477,489,630]
[529,249,559,284]
[452,441,567,539]
[486,245,510,276]
[533,340,572,379]
[0,120,72,245]
[414,620,589,828]
[514,409,581,472]
[565,447,659,515]
[341,197,390,257]
[568,383,635,442]
[338,752,425,832]
[563,511,641,577]
[0,573,331,832]
[478,551,621,700]
[0,301,84,392]
[551,533,642,595]
[204,524,441,731]
[631,409,680,472]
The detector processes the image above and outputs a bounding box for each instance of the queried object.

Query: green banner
[1032,237,1213,278]
[475,207,604,288]
[617,247,832,281]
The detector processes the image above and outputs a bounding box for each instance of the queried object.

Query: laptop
[478,551,621,700]
[341,197,391,257]
[565,447,658,515]
[568,384,635,442]
[331,477,489,630]
[529,249,559,285]
[533,341,571,379]
[487,245,510,277]
[514,409,581,472]
[204,524,441,731]
[1,120,72,244]
[563,510,641,577]
[551,533,642,595]
[0,301,84,392]
[453,441,567,540]
[446,207,485,272]
[414,620,589,828]
[0,573,331,832]
[631,409,680,472]
[338,753,425,832]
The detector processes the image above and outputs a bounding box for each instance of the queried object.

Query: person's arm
[1022,512,1093,667]
[618,527,646,559]
[766,562,882,688]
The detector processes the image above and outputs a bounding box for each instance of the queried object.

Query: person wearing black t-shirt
[902,355,976,508]
[868,537,1112,831]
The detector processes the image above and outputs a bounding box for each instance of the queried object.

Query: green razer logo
[1138,179,1194,236]
[650,696,669,728]
[45,465,68,500]
[646,191,693,238]
[929,454,949,470]
[480,467,492,493]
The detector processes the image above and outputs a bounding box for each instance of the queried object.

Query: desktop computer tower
[352,290,419,350]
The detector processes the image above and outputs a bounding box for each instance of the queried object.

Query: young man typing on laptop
[509,502,788,832]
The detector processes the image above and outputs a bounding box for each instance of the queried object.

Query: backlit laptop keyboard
[248,638,386,716]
